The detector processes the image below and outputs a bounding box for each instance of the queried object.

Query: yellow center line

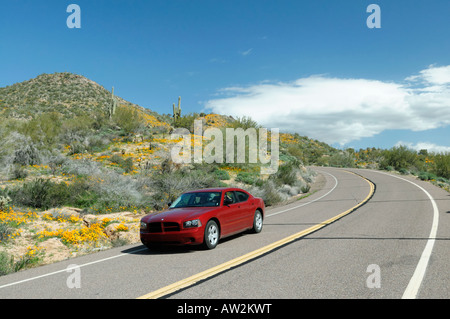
[137,170,375,299]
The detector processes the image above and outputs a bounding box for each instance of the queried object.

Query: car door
[219,191,241,236]
[234,190,255,229]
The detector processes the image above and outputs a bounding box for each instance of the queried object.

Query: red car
[140,187,265,249]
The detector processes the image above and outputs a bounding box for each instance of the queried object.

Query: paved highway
[0,167,449,299]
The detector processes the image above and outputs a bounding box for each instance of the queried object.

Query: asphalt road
[1,167,449,299]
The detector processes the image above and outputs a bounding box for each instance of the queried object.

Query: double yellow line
[138,170,375,299]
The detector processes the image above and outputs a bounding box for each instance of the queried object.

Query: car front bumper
[140,227,204,246]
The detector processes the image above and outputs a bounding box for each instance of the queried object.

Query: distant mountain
[0,72,146,119]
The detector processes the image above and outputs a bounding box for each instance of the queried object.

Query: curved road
[0,167,449,299]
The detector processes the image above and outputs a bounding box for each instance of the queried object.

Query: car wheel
[251,210,263,233]
[203,220,219,249]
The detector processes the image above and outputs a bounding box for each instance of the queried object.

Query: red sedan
[140,187,265,249]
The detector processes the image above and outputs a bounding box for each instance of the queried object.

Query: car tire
[203,220,219,249]
[251,210,263,233]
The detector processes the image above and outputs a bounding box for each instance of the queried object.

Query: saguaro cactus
[172,96,181,126]
[109,86,118,119]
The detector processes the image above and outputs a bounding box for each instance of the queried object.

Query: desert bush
[214,169,230,180]
[175,113,198,132]
[418,171,438,181]
[0,250,40,276]
[380,146,418,171]
[235,171,259,185]
[0,132,42,168]
[230,116,260,130]
[299,167,316,184]
[67,141,85,155]
[249,180,286,207]
[9,164,28,180]
[46,154,67,175]
[108,154,134,173]
[0,251,15,276]
[112,105,145,135]
[122,158,134,173]
[8,178,55,209]
[8,178,75,210]
[271,161,299,186]
[93,172,143,211]
[18,112,62,147]
[0,223,14,243]
[62,159,144,212]
[328,151,356,168]
[432,153,450,179]
[13,142,41,166]
[0,195,11,210]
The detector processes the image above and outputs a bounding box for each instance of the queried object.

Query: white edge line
[373,171,439,299]
[0,247,148,290]
[266,170,339,218]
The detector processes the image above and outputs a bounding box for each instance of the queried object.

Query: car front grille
[147,222,180,233]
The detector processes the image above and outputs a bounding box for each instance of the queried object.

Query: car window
[224,191,237,204]
[170,192,222,208]
[235,191,249,203]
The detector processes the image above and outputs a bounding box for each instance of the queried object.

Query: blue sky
[1,0,449,152]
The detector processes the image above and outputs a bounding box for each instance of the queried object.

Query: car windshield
[170,192,222,208]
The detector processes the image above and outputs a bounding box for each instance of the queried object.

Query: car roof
[185,187,245,193]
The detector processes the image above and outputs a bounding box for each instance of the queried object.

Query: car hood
[142,207,217,223]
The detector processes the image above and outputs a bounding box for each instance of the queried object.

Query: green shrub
[260,181,284,206]
[7,178,87,210]
[122,158,134,173]
[0,223,14,243]
[272,162,298,186]
[0,251,15,276]
[108,155,134,173]
[9,178,54,209]
[214,169,230,180]
[433,153,450,179]
[13,142,41,166]
[418,171,437,181]
[328,151,356,168]
[381,146,418,171]
[230,116,260,129]
[235,172,258,185]
[9,164,28,180]
[0,251,39,276]
[112,105,145,135]
[68,141,85,155]
[175,113,198,132]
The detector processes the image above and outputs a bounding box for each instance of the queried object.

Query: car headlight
[183,219,202,228]
[140,221,147,230]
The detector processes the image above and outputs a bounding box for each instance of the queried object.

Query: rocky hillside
[0,72,147,119]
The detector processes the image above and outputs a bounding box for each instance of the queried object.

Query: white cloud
[204,65,450,145]
[240,48,253,56]
[395,141,450,153]
[407,65,450,85]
